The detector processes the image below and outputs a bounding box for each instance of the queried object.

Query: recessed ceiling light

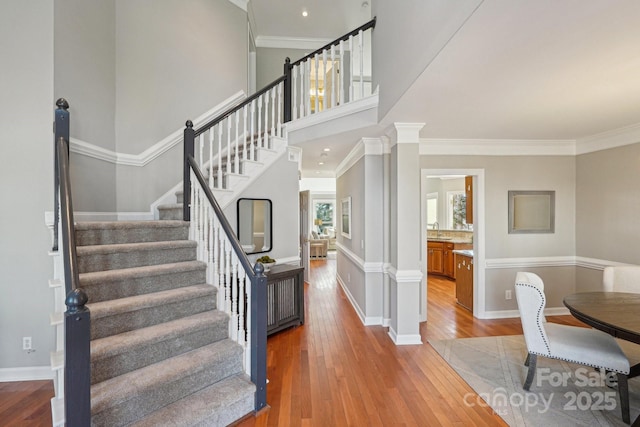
[318,161,324,165]
[323,148,331,152]
[302,10,308,17]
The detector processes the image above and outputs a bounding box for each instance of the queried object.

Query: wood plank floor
[4,258,583,426]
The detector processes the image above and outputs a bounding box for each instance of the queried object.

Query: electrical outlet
[23,337,32,350]
[505,290,512,300]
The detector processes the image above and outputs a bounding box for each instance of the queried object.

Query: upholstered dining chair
[603,265,640,293]
[515,272,631,424]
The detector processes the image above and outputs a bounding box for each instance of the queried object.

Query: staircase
[70,220,254,426]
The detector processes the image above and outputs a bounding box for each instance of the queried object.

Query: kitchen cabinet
[455,253,473,311]
[465,176,473,224]
[428,241,472,279]
[427,241,444,275]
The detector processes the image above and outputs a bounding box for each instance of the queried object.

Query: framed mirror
[508,191,555,234]
[237,198,272,254]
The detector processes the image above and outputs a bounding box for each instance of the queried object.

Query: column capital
[391,123,425,144]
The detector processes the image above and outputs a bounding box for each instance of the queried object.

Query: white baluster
[231,254,239,342]
[359,29,364,99]
[217,125,223,189]
[330,45,336,108]
[189,170,196,240]
[208,129,213,189]
[270,88,276,138]
[250,99,256,161]
[234,112,239,173]
[225,239,232,314]
[263,92,269,148]
[243,105,248,161]
[322,49,327,112]
[339,40,345,105]
[226,118,231,176]
[299,64,305,118]
[220,238,227,313]
[245,274,252,374]
[257,95,262,149]
[349,35,354,102]
[292,65,298,121]
[203,201,209,265]
[198,134,204,169]
[277,83,282,137]
[305,59,311,116]
[314,53,319,113]
[208,208,214,285]
[238,268,246,349]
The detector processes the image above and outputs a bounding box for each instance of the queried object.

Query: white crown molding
[419,138,576,156]
[335,140,365,179]
[227,0,248,12]
[576,122,640,155]
[393,123,425,144]
[69,91,246,167]
[362,137,384,155]
[255,35,333,50]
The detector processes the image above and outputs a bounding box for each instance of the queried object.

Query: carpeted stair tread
[91,339,244,425]
[88,285,216,339]
[129,374,255,427]
[79,261,207,302]
[77,240,197,273]
[91,310,230,384]
[75,220,189,245]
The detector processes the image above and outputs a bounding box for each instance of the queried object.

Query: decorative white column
[387,123,424,345]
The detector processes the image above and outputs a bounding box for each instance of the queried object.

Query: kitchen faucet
[432,222,440,237]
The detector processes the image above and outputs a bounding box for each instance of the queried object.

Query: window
[426,192,438,228]
[313,200,334,234]
[447,191,470,230]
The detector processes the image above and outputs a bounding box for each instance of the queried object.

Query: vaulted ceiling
[248,0,640,177]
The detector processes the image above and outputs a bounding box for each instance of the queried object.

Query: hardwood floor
[6,259,583,426]
[0,380,54,426]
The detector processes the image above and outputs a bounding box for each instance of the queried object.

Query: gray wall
[224,153,300,263]
[114,0,248,212]
[55,0,117,212]
[421,154,576,311]
[0,0,55,370]
[371,0,482,120]
[576,142,640,264]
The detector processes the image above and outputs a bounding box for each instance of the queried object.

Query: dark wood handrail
[289,17,376,68]
[194,75,287,138]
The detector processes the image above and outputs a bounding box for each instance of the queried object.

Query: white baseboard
[387,327,423,346]
[336,273,367,326]
[0,367,54,382]
[480,306,569,320]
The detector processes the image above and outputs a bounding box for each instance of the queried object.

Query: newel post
[251,262,268,411]
[283,57,292,123]
[64,288,91,426]
[53,98,70,251]
[183,120,195,221]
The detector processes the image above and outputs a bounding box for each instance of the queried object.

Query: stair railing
[285,17,376,120]
[185,155,268,411]
[180,18,376,413]
[53,99,91,426]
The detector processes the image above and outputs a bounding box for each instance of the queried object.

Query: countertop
[427,237,473,244]
[452,249,474,257]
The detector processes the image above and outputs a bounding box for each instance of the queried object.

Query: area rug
[429,335,640,426]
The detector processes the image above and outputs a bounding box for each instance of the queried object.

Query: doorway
[420,169,485,322]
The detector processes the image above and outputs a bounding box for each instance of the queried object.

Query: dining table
[564,291,640,426]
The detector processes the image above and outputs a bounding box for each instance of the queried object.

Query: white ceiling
[248,0,640,176]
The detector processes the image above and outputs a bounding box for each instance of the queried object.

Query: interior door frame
[299,190,310,282]
[420,168,486,321]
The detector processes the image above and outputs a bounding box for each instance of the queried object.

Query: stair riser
[76,226,188,246]
[92,320,229,384]
[158,206,183,221]
[91,345,244,426]
[78,246,196,273]
[90,293,215,340]
[81,267,206,303]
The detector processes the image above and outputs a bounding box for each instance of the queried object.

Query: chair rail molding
[69,91,245,166]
